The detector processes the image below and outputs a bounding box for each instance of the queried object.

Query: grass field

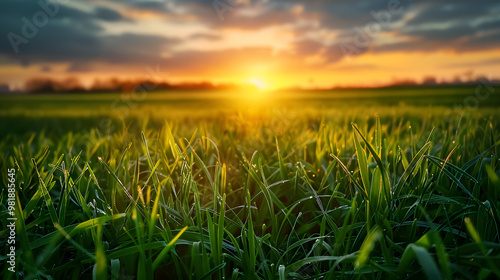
[1,86,500,279]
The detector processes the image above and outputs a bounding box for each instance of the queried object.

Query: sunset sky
[1,0,499,90]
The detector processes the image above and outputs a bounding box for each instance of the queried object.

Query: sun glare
[250,77,267,91]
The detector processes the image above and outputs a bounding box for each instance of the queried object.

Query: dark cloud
[173,0,408,30]
[130,1,171,12]
[373,20,500,54]
[405,24,475,42]
[94,6,126,22]
[2,27,178,66]
[374,0,500,53]
[459,29,500,51]
[0,1,178,67]
[476,19,500,32]
[313,0,408,30]
[406,0,500,26]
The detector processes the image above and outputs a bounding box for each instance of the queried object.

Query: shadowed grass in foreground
[1,107,500,279]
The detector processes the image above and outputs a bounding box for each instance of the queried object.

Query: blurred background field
[1,86,500,279]
[1,85,500,138]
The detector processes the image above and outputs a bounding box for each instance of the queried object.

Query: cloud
[406,0,500,26]
[375,0,500,53]
[189,33,223,41]
[459,29,500,51]
[291,39,348,63]
[0,1,179,68]
[162,0,500,57]
[94,6,126,22]
[445,58,500,68]
[129,1,171,12]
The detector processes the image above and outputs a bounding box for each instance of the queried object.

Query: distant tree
[421,76,438,86]
[25,77,86,93]
[0,84,10,93]
[25,78,57,93]
[389,78,418,87]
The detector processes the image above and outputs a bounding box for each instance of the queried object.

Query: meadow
[1,85,500,279]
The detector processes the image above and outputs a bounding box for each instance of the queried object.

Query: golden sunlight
[249,77,267,91]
